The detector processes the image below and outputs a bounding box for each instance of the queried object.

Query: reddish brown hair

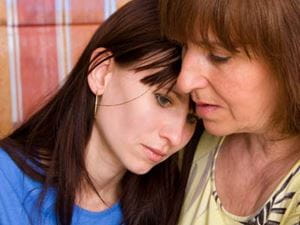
[160,0,300,135]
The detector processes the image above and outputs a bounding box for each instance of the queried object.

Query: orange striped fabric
[0,27,12,137]
[0,0,127,137]
[0,0,6,25]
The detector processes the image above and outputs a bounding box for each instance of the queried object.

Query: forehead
[161,0,265,55]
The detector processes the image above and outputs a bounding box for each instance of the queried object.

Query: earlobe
[87,48,113,96]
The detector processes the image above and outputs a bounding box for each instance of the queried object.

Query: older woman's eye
[154,93,172,107]
[209,53,231,63]
[186,113,198,124]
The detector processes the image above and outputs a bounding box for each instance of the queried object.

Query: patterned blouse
[179,132,300,225]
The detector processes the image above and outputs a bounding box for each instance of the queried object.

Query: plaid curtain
[0,0,130,137]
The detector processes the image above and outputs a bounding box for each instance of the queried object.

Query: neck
[77,124,126,211]
[227,132,300,163]
[216,132,300,216]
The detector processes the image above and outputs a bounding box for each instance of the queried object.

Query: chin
[127,164,153,175]
[204,122,234,137]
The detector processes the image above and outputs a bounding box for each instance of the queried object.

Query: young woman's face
[177,41,279,136]
[94,64,196,175]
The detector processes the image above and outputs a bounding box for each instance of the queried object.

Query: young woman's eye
[154,93,172,107]
[186,113,198,124]
[209,53,231,63]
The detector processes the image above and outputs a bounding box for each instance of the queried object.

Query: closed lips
[197,102,219,107]
[143,145,166,157]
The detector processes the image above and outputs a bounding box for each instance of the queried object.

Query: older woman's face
[177,42,279,136]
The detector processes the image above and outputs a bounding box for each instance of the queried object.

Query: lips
[142,144,167,163]
[195,102,220,117]
[197,102,218,107]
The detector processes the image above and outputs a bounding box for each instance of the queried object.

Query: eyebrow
[192,39,226,49]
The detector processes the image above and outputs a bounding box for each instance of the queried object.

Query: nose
[176,47,209,94]
[159,115,191,148]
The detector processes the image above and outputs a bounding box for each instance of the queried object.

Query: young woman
[0,0,202,224]
[160,0,300,224]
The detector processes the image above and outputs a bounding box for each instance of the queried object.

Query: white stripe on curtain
[104,0,117,20]
[6,0,23,124]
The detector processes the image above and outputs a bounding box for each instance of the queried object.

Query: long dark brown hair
[160,0,300,136]
[0,0,202,225]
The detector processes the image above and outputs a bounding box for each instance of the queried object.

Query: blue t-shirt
[0,148,123,225]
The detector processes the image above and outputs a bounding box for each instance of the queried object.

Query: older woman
[160,0,300,224]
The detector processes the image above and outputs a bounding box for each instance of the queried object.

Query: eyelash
[154,93,172,107]
[208,53,231,63]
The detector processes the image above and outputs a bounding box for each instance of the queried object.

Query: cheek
[125,106,154,128]
[215,76,267,118]
[97,105,135,144]
[112,105,158,143]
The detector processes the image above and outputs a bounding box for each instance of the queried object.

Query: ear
[87,48,113,96]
